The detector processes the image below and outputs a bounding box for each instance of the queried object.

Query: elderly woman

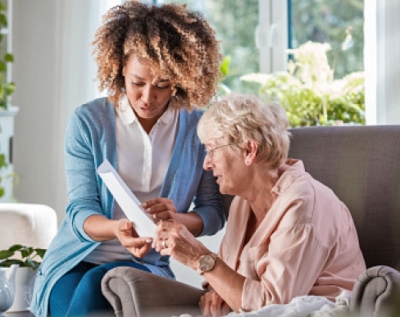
[153,94,366,316]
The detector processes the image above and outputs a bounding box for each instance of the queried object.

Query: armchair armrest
[101,267,205,317]
[350,265,400,316]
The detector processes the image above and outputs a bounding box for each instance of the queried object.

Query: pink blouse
[218,159,366,312]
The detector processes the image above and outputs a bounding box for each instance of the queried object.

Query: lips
[140,106,155,111]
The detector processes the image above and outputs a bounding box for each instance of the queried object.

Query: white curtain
[365,0,400,124]
[12,1,112,222]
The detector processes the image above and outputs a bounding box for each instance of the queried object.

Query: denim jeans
[49,261,150,317]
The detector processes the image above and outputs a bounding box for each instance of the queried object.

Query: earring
[245,159,250,165]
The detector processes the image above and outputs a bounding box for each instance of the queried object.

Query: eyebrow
[129,74,169,83]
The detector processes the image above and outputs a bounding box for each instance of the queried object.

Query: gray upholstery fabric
[102,125,400,317]
[350,266,400,316]
[101,267,205,317]
[288,126,400,269]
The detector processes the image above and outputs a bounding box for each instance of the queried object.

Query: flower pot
[5,267,37,312]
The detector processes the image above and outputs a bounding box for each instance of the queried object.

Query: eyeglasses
[204,144,232,160]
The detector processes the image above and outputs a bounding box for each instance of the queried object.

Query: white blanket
[179,291,351,317]
[227,291,351,317]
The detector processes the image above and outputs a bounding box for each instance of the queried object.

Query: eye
[131,81,144,86]
[155,82,171,89]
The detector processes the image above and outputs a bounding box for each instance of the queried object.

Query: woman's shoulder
[72,97,115,125]
[75,97,114,116]
[67,97,115,138]
[176,108,205,138]
[179,107,204,122]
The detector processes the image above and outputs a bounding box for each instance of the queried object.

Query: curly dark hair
[92,0,222,110]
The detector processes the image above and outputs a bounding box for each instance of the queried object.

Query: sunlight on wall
[364,0,377,125]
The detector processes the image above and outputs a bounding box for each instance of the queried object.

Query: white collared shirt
[85,95,179,264]
[115,94,178,201]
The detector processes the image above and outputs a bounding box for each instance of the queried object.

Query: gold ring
[162,240,167,249]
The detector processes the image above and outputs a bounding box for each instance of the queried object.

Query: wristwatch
[197,253,218,275]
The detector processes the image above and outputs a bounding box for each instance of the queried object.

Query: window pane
[157,0,259,93]
[290,0,364,79]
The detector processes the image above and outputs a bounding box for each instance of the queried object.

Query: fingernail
[141,203,147,208]
[145,239,152,243]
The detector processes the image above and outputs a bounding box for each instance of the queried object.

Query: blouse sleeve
[192,168,226,236]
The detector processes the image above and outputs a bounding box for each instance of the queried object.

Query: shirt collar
[271,159,305,196]
[116,94,176,126]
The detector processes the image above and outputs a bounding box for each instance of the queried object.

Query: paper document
[97,159,156,237]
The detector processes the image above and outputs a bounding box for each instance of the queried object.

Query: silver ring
[161,240,167,249]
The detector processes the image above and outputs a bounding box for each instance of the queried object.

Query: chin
[219,185,232,195]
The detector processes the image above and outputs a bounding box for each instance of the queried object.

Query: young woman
[30,2,225,316]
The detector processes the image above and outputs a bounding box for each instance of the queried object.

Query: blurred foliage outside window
[158,0,364,127]
[242,42,364,126]
[290,0,364,80]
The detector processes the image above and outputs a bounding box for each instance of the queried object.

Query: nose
[203,154,213,171]
[141,85,156,103]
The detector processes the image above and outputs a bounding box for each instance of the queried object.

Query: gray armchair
[102,125,400,317]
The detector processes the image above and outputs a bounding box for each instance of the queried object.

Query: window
[113,1,400,125]
[289,0,364,80]
[157,0,363,85]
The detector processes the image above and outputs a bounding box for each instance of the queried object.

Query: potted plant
[0,244,46,312]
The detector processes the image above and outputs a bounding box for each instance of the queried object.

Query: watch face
[199,254,217,273]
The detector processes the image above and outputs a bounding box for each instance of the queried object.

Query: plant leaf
[0,154,7,169]
[220,55,231,77]
[21,246,34,259]
[4,53,13,63]
[0,250,14,260]
[9,244,24,252]
[0,259,25,267]
[35,248,46,259]
[0,60,6,72]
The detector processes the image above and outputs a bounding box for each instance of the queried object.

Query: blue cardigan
[31,97,225,317]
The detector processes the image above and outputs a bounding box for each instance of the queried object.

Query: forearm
[83,214,119,241]
[202,258,245,312]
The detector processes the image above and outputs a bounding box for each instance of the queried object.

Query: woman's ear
[244,139,258,165]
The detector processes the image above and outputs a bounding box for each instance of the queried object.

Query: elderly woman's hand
[199,290,231,317]
[115,219,152,258]
[142,198,177,223]
[152,221,211,270]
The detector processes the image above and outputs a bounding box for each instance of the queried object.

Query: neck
[138,117,159,134]
[244,163,289,222]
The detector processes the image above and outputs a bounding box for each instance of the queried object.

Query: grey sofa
[102,125,400,317]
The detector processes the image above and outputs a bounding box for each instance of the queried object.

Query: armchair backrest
[288,125,400,269]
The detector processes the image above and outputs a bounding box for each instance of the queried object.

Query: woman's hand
[115,219,152,258]
[142,198,177,223]
[199,290,231,317]
[152,221,210,270]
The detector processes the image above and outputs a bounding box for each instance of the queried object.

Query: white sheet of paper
[97,159,156,238]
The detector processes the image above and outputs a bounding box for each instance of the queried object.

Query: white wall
[364,0,400,124]
[12,1,107,222]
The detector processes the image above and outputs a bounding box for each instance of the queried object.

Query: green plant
[241,41,365,127]
[0,244,46,270]
[218,55,232,95]
[0,1,16,198]
[0,1,15,110]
